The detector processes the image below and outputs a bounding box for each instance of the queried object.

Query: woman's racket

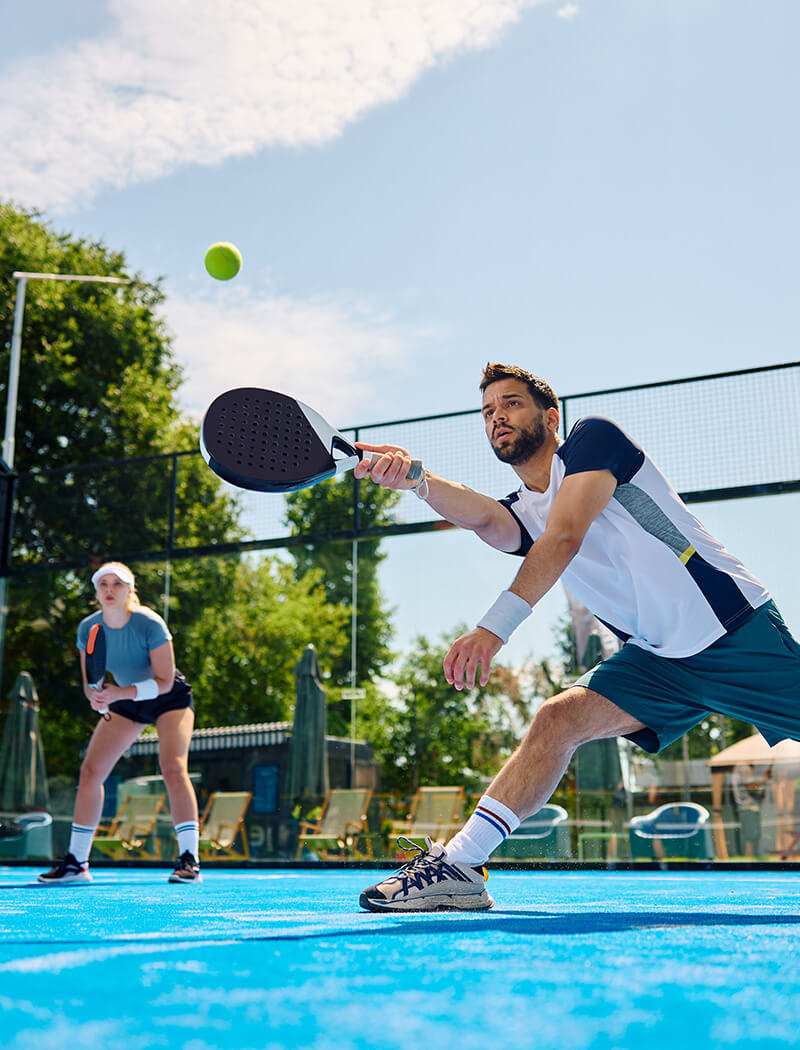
[85,623,111,721]
[200,387,423,493]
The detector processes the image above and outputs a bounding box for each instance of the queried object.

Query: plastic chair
[296,788,373,859]
[628,802,715,860]
[199,791,252,860]
[0,812,53,859]
[93,793,166,859]
[390,786,465,849]
[495,804,570,859]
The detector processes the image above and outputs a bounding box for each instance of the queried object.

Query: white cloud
[556,4,580,19]
[0,0,549,212]
[165,284,440,423]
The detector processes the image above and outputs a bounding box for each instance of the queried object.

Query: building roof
[126,722,371,759]
[127,721,292,757]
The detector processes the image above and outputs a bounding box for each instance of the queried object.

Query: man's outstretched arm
[443,468,618,690]
[355,441,521,552]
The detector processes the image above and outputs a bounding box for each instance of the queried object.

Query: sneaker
[359,838,494,912]
[38,853,92,885]
[168,850,202,884]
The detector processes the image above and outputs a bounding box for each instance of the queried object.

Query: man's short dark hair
[480,363,559,412]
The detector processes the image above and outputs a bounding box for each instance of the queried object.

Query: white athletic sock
[68,824,96,865]
[174,821,199,859]
[445,795,521,866]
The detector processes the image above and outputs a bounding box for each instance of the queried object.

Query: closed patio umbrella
[286,645,329,803]
[0,672,50,811]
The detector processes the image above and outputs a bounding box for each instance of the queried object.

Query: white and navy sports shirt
[499,416,770,658]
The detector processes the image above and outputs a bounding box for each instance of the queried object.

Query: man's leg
[445,685,645,865]
[359,686,645,911]
[487,685,643,817]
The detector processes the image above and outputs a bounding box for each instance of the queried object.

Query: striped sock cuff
[473,796,521,839]
[68,824,97,865]
[174,821,200,858]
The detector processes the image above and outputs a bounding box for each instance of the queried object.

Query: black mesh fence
[6,361,799,572]
[560,364,800,497]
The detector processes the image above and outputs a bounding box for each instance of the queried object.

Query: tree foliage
[0,203,181,469]
[0,203,246,769]
[284,475,400,688]
[181,558,350,727]
[360,631,533,797]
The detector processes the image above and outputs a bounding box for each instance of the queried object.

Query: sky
[2,0,798,670]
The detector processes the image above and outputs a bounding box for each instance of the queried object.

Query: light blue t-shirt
[76,608,172,686]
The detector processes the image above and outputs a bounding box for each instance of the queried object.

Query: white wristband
[133,678,159,701]
[477,590,532,644]
[410,469,429,500]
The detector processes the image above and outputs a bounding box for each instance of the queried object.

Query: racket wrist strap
[133,678,158,701]
[477,590,531,644]
[411,469,429,500]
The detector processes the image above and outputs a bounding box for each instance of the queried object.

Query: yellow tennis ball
[204,242,242,280]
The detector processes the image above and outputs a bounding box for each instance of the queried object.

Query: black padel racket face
[200,387,424,494]
[200,388,360,493]
[86,623,106,689]
[86,623,111,720]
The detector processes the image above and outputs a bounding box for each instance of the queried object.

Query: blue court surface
[2,866,799,1050]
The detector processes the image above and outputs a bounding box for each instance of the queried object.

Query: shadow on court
[5,909,800,949]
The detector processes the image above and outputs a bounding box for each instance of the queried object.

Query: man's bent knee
[529,686,644,749]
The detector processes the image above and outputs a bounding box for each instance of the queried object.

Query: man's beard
[490,417,547,465]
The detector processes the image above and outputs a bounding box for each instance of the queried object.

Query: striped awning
[127,721,292,757]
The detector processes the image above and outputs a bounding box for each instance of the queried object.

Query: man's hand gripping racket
[200,388,424,493]
[85,623,111,721]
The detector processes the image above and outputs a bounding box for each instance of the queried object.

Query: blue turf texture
[2,867,799,1049]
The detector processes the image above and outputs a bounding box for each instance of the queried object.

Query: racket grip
[365,453,424,482]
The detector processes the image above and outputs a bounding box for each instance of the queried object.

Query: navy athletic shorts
[575,600,800,754]
[108,670,193,726]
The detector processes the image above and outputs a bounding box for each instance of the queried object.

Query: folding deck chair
[92,792,166,860]
[198,791,252,860]
[390,786,465,851]
[296,788,373,859]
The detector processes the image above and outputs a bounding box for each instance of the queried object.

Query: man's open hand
[443,627,503,690]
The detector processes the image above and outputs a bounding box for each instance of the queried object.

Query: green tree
[361,631,532,798]
[182,557,350,726]
[0,203,182,470]
[0,203,244,770]
[284,475,400,691]
[0,203,212,567]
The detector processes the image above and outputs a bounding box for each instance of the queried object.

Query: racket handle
[365,453,424,482]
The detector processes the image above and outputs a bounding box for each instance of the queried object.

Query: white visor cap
[91,563,135,589]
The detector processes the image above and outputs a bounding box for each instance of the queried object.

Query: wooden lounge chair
[390,786,465,851]
[296,788,373,859]
[92,792,166,860]
[198,791,252,860]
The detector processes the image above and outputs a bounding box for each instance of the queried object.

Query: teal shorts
[575,600,800,754]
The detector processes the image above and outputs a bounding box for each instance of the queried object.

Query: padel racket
[85,622,111,721]
[200,387,423,493]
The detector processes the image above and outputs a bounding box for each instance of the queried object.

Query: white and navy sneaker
[168,850,202,884]
[360,838,494,912]
[38,853,92,885]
